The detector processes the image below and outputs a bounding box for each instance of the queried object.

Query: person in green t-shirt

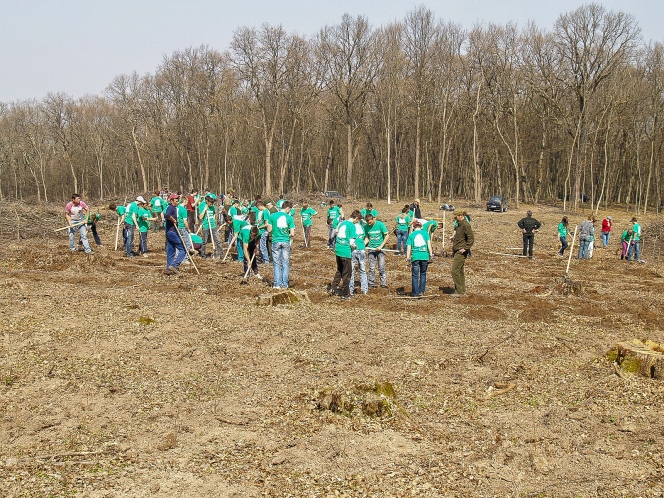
[300,202,318,248]
[330,211,358,299]
[627,217,642,261]
[137,204,156,256]
[395,207,412,256]
[253,200,271,263]
[150,191,166,230]
[199,193,222,258]
[268,201,295,289]
[276,195,286,209]
[85,212,103,246]
[123,196,144,258]
[365,214,390,288]
[110,203,127,249]
[349,210,368,296]
[326,200,342,248]
[406,220,433,297]
[239,224,262,279]
[620,228,633,259]
[361,202,378,220]
[557,216,569,257]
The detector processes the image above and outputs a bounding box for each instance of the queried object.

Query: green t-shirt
[86,213,101,225]
[137,206,151,233]
[124,202,138,225]
[256,208,270,235]
[177,205,188,230]
[395,214,412,232]
[558,222,569,238]
[300,207,317,227]
[238,224,254,244]
[150,196,165,214]
[190,233,202,245]
[632,223,641,241]
[361,208,378,219]
[327,206,341,222]
[621,230,631,242]
[269,211,295,243]
[407,229,431,261]
[276,199,286,209]
[366,220,388,248]
[116,206,126,217]
[353,222,366,251]
[335,220,355,258]
[423,220,438,234]
[199,203,217,229]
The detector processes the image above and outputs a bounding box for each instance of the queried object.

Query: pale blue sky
[1,0,662,102]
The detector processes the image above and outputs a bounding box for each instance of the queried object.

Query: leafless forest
[1,4,663,213]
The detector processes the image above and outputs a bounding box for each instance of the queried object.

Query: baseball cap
[453,209,465,217]
[136,195,147,204]
[168,193,180,200]
[207,193,217,201]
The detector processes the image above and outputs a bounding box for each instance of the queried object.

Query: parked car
[324,190,344,200]
[486,196,508,212]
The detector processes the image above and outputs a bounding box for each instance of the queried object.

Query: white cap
[136,195,147,204]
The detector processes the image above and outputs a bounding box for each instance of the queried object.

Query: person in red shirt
[601,216,613,247]
[186,189,199,234]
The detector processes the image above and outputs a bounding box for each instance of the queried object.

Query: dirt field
[1,198,663,497]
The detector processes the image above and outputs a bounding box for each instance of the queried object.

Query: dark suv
[486,196,508,212]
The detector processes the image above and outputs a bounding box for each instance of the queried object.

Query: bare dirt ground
[1,198,664,497]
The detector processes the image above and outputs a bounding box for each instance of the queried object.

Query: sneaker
[380,285,388,289]
[254,273,262,279]
[167,265,180,273]
[142,253,149,258]
[181,260,191,265]
[449,292,465,298]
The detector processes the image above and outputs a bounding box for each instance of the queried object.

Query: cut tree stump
[608,339,664,380]
[256,290,310,306]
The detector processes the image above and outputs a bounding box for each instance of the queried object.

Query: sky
[1,0,662,103]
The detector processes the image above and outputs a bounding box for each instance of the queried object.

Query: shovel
[240,253,256,284]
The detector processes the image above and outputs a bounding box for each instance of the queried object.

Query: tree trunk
[414,104,421,200]
[131,126,148,193]
[346,115,353,198]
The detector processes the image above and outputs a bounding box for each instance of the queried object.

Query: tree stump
[608,339,664,380]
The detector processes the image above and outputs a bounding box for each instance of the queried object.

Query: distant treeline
[0,4,662,213]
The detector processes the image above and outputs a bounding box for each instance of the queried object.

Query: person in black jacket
[517,210,542,259]
[410,199,422,220]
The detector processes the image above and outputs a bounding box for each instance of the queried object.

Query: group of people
[517,210,644,262]
[558,214,642,261]
[64,192,475,298]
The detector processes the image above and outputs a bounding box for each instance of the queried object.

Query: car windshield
[488,197,502,202]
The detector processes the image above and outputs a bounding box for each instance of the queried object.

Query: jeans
[627,241,641,261]
[237,239,245,262]
[396,230,408,255]
[327,224,336,247]
[272,241,291,288]
[139,231,148,253]
[259,231,270,263]
[411,259,428,296]
[227,227,235,247]
[601,232,610,247]
[368,249,387,287]
[179,227,192,260]
[559,236,568,256]
[89,222,102,245]
[332,255,352,297]
[165,229,186,268]
[124,223,135,256]
[201,227,222,258]
[522,233,534,257]
[349,250,368,295]
[578,236,590,259]
[69,222,92,253]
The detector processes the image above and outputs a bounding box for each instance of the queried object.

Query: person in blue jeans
[395,207,412,256]
[268,201,295,289]
[577,215,595,259]
[406,220,433,298]
[557,216,569,257]
[626,217,642,261]
[164,193,186,274]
